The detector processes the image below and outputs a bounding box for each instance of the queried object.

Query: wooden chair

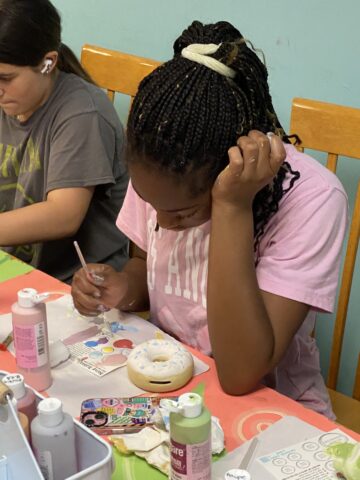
[290,97,360,432]
[81,44,161,103]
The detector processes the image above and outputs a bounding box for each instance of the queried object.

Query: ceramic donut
[126,339,194,392]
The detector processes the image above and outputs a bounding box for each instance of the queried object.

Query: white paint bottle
[31,398,78,480]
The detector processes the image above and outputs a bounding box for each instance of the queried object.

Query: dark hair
[0,0,93,83]
[127,20,300,252]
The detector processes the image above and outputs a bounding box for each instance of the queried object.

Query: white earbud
[40,59,53,74]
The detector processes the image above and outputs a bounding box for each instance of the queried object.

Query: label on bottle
[225,469,251,480]
[34,449,54,480]
[170,437,211,480]
[13,322,48,368]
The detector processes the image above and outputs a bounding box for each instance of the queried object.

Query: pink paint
[3,373,37,423]
[12,289,52,391]
[62,326,100,346]
[96,353,127,366]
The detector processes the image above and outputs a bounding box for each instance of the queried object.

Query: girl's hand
[212,130,286,209]
[71,264,128,316]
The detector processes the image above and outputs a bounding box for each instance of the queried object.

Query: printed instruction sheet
[256,429,355,479]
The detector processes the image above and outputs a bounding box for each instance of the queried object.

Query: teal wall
[53,0,360,396]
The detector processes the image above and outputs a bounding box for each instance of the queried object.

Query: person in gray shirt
[0,0,129,282]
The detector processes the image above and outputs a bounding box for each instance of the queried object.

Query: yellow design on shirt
[0,137,41,178]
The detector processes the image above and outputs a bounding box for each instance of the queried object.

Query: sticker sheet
[256,429,355,479]
[67,334,135,377]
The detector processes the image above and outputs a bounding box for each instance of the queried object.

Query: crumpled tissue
[111,416,225,476]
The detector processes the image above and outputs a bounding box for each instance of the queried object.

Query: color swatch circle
[102,346,114,354]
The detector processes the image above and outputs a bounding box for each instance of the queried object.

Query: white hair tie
[181,43,236,79]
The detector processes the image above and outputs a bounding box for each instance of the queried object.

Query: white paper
[211,416,358,480]
[257,429,355,479]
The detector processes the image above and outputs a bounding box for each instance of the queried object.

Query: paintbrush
[73,241,112,336]
[0,332,13,351]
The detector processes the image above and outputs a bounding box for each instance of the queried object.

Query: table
[1,249,358,479]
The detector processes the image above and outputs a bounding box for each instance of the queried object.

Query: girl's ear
[39,51,58,74]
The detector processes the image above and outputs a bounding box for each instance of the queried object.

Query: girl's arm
[71,244,149,316]
[207,131,309,395]
[0,187,94,245]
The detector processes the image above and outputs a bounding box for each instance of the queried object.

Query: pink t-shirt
[117,144,348,419]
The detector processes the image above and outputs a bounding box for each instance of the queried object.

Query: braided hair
[127,20,300,253]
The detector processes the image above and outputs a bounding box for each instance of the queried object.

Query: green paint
[327,442,360,480]
[191,381,205,398]
[170,406,211,445]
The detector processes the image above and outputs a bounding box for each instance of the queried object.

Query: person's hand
[71,263,128,316]
[212,130,286,209]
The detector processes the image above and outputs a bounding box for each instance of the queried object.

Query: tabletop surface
[0,249,358,479]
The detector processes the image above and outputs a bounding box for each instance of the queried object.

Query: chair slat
[107,90,115,102]
[353,354,360,401]
[327,181,360,389]
[326,153,338,174]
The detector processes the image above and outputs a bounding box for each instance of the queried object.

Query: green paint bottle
[168,392,211,480]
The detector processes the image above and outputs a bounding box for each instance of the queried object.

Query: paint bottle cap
[178,393,203,418]
[160,392,203,418]
[38,398,64,427]
[2,373,26,400]
[17,288,38,308]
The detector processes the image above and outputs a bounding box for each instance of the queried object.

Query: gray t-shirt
[0,71,129,282]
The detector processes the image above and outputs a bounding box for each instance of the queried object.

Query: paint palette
[68,335,136,377]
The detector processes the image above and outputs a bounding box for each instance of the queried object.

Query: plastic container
[0,371,113,480]
[31,398,78,479]
[167,392,212,480]
[3,372,37,423]
[11,288,52,391]
[12,399,30,440]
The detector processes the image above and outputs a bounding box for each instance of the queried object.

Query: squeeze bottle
[12,288,52,391]
[166,392,212,480]
[3,372,37,423]
[31,397,78,480]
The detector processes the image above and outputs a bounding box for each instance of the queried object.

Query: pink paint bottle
[11,288,52,391]
[3,373,38,424]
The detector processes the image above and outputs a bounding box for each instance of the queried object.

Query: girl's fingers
[227,146,244,176]
[247,130,285,176]
[72,292,101,317]
[72,268,101,298]
[236,135,259,177]
[267,133,286,174]
[247,130,271,176]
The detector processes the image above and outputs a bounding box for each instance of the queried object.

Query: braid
[127,20,300,251]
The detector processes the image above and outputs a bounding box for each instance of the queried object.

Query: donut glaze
[127,339,194,392]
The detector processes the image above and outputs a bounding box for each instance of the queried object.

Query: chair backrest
[290,97,360,395]
[81,44,161,102]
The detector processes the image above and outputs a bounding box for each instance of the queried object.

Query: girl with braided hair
[72,21,347,418]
